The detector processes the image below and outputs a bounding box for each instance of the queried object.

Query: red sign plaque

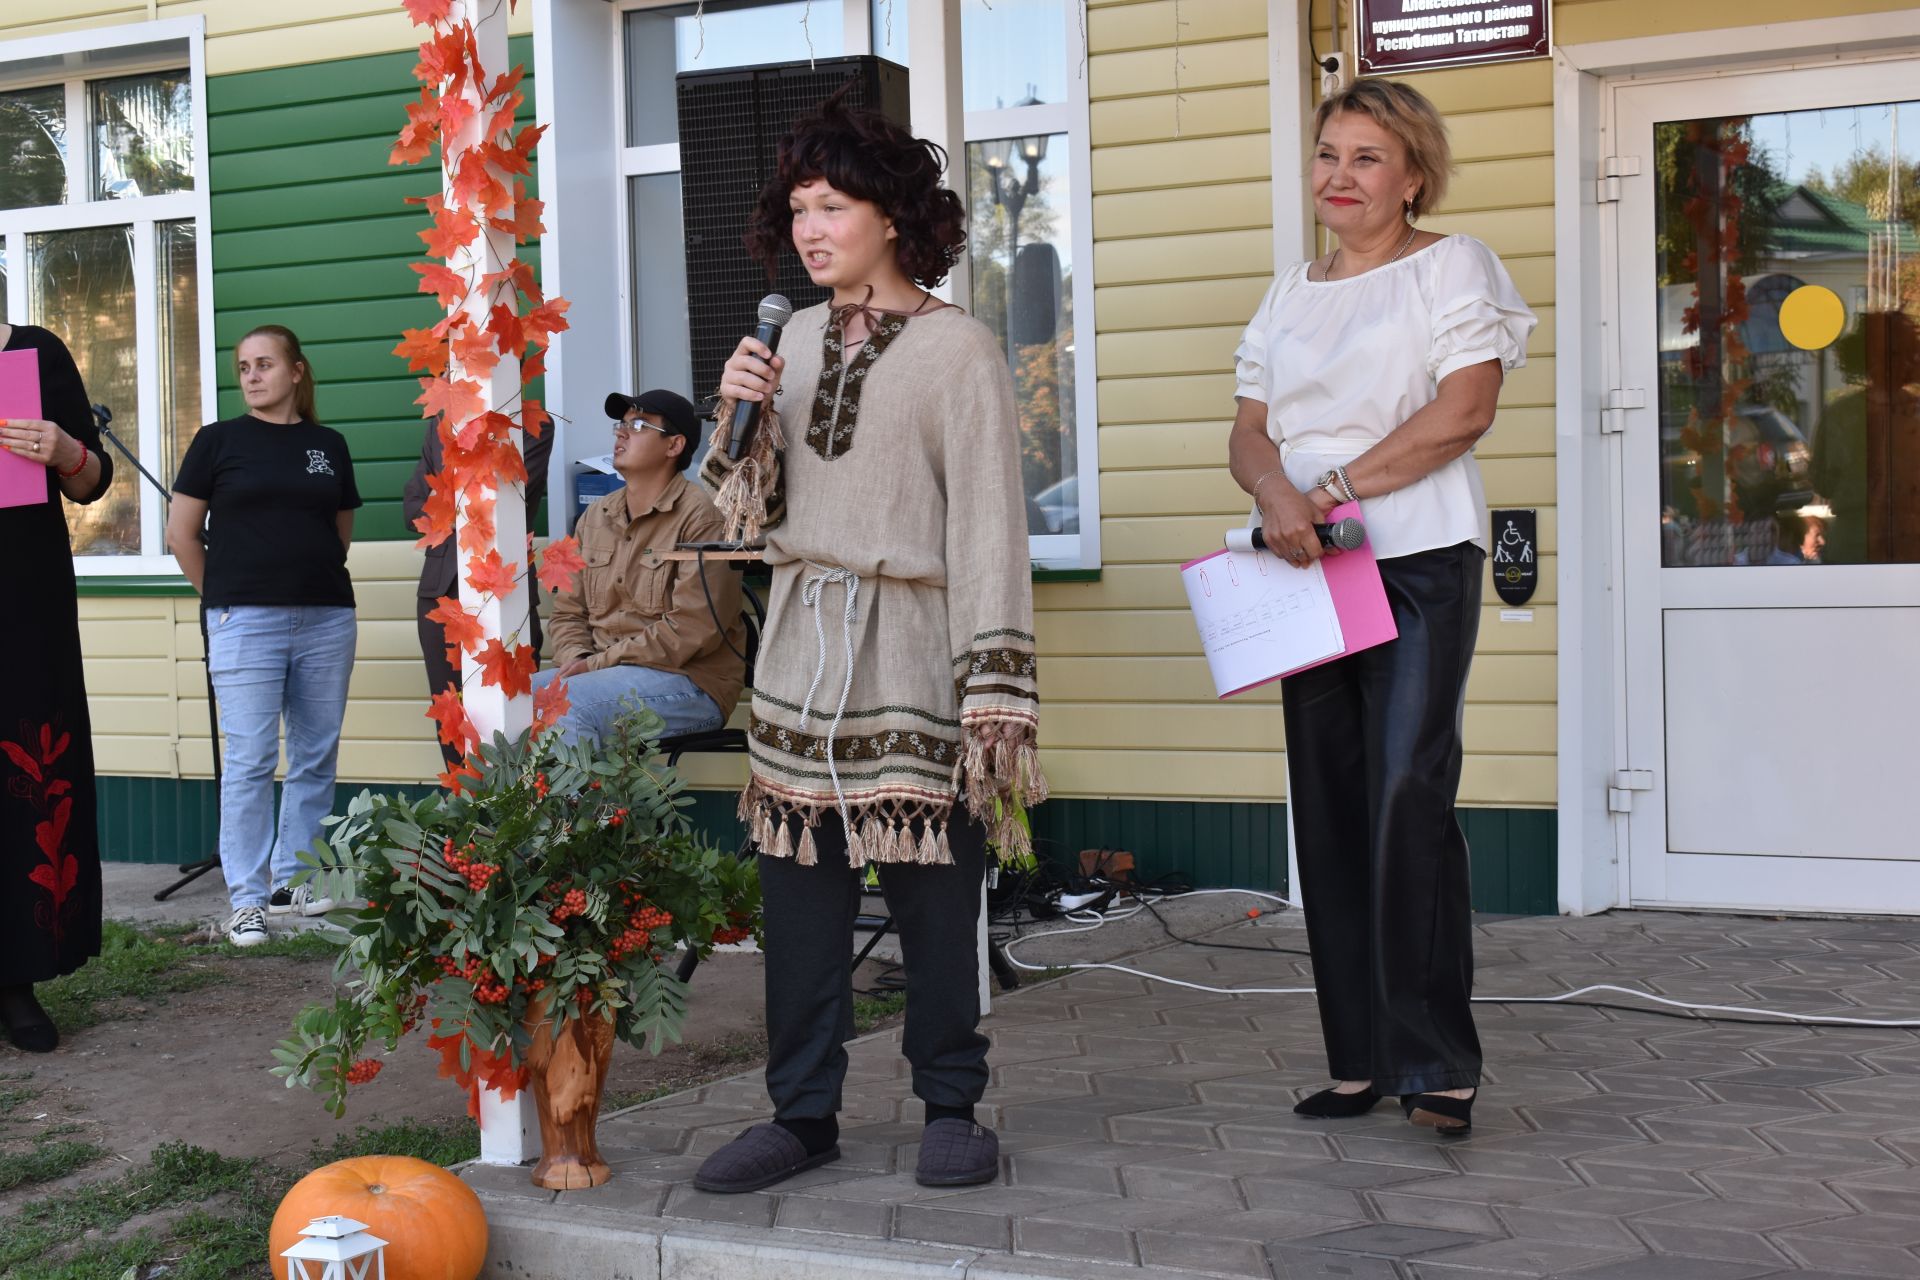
[1355,0,1550,76]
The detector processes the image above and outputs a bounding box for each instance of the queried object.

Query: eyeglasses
[614,419,671,438]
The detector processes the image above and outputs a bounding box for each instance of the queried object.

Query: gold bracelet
[1250,467,1286,499]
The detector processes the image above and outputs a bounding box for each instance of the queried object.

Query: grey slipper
[915,1118,1000,1187]
[693,1122,839,1193]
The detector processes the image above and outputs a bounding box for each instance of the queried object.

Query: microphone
[727,293,793,461]
[1233,517,1367,554]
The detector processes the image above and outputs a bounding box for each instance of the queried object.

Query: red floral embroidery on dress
[4,723,77,945]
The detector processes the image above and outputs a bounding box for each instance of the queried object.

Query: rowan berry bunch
[344,1059,383,1085]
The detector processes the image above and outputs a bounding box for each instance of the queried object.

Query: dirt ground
[0,863,785,1177]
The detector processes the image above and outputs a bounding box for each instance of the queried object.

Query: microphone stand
[88,405,224,902]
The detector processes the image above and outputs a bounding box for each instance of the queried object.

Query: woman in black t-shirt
[167,325,362,948]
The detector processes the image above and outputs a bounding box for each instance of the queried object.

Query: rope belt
[798,562,862,830]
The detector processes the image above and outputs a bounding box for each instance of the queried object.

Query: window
[0,20,211,571]
[618,0,1099,567]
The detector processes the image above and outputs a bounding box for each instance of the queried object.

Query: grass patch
[0,1139,111,1193]
[0,1076,37,1119]
[35,923,221,1032]
[0,1121,484,1280]
[852,991,907,1034]
[36,922,343,1033]
[310,1116,479,1168]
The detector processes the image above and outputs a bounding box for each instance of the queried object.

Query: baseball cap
[605,389,702,464]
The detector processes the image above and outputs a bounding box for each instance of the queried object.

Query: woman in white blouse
[1228,79,1536,1134]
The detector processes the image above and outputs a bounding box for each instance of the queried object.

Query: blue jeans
[529,663,723,747]
[206,605,357,911]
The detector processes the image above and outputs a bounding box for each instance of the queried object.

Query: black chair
[660,553,764,983]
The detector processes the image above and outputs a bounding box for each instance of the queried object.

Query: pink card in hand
[0,348,49,509]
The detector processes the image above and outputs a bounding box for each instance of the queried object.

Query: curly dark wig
[744,93,967,289]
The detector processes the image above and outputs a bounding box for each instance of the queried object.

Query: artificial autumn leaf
[402,0,454,26]
[450,150,508,215]
[433,763,485,801]
[416,374,485,427]
[436,91,476,144]
[450,324,500,380]
[415,27,471,96]
[465,549,520,599]
[484,93,524,143]
[419,195,480,260]
[487,303,527,359]
[518,398,546,446]
[483,137,532,178]
[411,260,468,309]
[393,326,449,376]
[523,297,571,346]
[413,477,459,549]
[518,344,546,387]
[480,258,540,306]
[532,676,571,736]
[488,65,528,104]
[473,638,538,698]
[391,90,439,166]
[426,595,486,654]
[426,687,479,756]
[488,191,545,243]
[457,490,497,557]
[536,536,587,595]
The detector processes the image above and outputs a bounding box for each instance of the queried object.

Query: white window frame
[607,0,1101,569]
[0,16,213,576]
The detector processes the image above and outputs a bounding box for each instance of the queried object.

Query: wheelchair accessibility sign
[1491,509,1537,606]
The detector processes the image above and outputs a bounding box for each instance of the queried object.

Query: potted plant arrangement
[272,708,759,1189]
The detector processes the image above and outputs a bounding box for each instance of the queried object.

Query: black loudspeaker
[677,56,911,405]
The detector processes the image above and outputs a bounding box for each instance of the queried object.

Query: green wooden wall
[205,39,540,543]
[95,775,1558,916]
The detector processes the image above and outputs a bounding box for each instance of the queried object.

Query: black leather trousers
[1279,540,1484,1096]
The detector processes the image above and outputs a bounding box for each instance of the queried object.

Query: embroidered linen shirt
[547,473,747,718]
[701,302,1046,866]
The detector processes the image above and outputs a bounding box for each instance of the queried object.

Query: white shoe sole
[227,929,269,947]
[268,899,335,917]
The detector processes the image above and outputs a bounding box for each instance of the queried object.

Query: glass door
[1615,61,1920,913]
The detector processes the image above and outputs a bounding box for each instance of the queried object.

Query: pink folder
[0,347,48,509]
[1181,502,1398,699]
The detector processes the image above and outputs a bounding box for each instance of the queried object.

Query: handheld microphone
[727,293,793,461]
[1233,517,1367,554]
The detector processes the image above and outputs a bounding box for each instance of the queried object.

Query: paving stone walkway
[472,907,1920,1278]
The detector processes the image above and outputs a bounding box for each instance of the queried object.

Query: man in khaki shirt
[532,389,746,744]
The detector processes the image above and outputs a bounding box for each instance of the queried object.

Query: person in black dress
[0,322,114,1053]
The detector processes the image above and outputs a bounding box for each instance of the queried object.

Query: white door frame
[1552,10,1920,916]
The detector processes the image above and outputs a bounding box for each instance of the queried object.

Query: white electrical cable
[999,888,1920,1028]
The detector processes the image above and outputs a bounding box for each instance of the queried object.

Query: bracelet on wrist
[1335,465,1357,503]
[56,442,88,479]
[1249,467,1286,499]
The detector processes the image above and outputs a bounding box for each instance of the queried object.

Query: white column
[907,0,969,309]
[451,0,536,1166]
[1268,0,1315,268]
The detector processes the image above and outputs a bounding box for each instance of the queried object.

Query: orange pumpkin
[269,1155,488,1280]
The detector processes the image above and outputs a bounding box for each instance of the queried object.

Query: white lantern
[281,1216,388,1280]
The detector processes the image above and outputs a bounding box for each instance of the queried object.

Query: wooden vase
[523,999,616,1189]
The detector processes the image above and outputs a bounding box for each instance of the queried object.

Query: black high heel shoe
[1292,1086,1381,1119]
[1400,1091,1473,1134]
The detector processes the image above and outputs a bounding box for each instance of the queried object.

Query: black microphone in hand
[1249,517,1366,553]
[727,293,794,461]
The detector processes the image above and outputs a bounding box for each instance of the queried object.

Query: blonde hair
[1314,79,1453,219]
[237,324,319,422]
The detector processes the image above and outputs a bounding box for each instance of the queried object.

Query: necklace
[1326,224,1419,281]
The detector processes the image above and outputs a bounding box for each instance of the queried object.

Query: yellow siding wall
[1553,0,1917,43]
[1064,0,1554,807]
[77,548,749,793]
[0,1,530,74]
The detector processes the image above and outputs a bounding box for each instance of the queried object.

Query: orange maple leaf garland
[392,0,576,758]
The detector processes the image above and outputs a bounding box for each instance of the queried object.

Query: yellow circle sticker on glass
[1778,285,1845,351]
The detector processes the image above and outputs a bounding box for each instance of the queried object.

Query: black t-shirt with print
[173,415,363,608]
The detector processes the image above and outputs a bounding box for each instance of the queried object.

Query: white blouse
[1234,234,1536,559]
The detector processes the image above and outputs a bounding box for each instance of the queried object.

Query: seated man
[532,390,746,744]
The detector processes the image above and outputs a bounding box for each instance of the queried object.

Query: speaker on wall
[676,55,911,407]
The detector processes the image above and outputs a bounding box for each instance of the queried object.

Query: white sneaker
[268,884,334,916]
[226,906,269,947]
